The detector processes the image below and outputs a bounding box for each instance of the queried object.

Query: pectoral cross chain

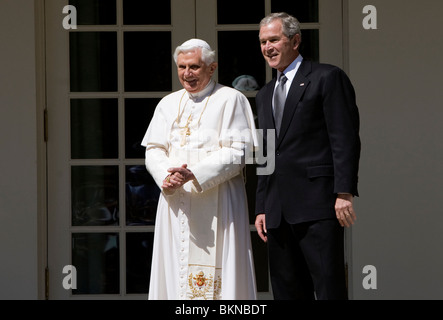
[180,114,192,146]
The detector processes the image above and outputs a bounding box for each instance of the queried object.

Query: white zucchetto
[179,38,212,51]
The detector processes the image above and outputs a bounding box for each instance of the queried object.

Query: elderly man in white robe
[141,38,258,300]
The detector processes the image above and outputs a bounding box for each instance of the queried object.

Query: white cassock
[141,80,258,300]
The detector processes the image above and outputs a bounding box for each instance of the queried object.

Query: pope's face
[176,49,217,93]
[259,20,300,72]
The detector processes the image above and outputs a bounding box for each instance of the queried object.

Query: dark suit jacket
[255,60,361,229]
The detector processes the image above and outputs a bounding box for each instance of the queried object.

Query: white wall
[0,0,39,299]
[348,0,443,299]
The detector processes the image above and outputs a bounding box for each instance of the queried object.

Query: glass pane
[123,0,171,25]
[251,231,269,292]
[124,32,172,92]
[126,232,154,294]
[126,165,160,226]
[217,0,264,24]
[71,99,118,159]
[125,98,159,159]
[299,29,319,62]
[218,31,266,90]
[71,166,119,226]
[69,0,117,25]
[70,32,118,92]
[72,233,120,294]
[271,0,319,23]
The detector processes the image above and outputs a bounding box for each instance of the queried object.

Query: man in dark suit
[254,12,361,300]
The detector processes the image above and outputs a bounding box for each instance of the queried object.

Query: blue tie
[273,74,287,136]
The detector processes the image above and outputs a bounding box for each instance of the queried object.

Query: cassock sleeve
[140,100,173,189]
[190,90,258,193]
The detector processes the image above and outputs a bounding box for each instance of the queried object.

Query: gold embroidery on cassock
[187,269,222,300]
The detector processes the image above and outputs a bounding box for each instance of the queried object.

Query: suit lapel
[277,60,311,147]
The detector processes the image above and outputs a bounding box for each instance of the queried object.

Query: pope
[141,38,258,300]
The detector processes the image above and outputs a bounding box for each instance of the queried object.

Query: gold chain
[176,82,217,145]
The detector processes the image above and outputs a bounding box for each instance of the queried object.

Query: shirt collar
[277,54,303,84]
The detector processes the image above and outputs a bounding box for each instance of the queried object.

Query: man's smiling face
[259,19,300,72]
[176,49,216,93]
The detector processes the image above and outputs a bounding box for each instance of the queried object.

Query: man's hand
[255,214,267,243]
[161,164,195,191]
[335,193,357,227]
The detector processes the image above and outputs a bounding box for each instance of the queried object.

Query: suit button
[276,150,280,156]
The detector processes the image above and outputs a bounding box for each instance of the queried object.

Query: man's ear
[209,62,218,75]
[293,34,301,51]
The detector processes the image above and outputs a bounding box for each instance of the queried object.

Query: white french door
[45,0,343,299]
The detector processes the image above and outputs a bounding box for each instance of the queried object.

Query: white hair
[173,38,216,66]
